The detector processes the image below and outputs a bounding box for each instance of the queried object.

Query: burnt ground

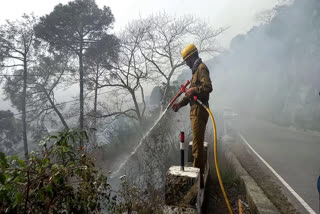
[204,172,249,214]
[233,143,300,214]
[204,145,250,214]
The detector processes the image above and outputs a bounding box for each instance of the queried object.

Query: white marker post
[180,132,184,171]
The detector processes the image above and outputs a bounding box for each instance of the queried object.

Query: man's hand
[172,103,181,112]
[185,87,197,97]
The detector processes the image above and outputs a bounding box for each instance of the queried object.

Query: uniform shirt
[178,59,212,117]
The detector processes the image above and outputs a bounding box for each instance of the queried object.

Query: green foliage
[0,130,167,213]
[83,34,120,91]
[34,0,115,53]
[0,130,114,213]
[84,35,119,69]
[34,0,118,134]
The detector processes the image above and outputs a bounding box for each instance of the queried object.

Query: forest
[0,0,319,213]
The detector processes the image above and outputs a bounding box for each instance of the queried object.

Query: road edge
[238,132,316,214]
[222,140,281,214]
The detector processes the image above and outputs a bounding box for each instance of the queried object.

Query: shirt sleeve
[194,66,212,94]
[178,95,190,107]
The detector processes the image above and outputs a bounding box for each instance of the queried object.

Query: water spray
[110,79,232,213]
[110,80,190,178]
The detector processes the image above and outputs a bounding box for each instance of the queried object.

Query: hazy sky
[0,0,279,47]
[0,0,279,110]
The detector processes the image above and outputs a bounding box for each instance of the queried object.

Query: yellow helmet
[181,44,198,61]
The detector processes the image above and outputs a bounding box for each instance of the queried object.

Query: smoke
[212,0,320,130]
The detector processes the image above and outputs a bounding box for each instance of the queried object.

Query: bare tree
[98,20,152,126]
[30,53,72,131]
[0,14,39,160]
[140,12,227,111]
[83,35,119,143]
[255,0,294,24]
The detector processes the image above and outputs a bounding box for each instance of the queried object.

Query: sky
[0,0,279,110]
[0,0,279,47]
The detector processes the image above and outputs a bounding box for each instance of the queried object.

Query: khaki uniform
[178,61,212,174]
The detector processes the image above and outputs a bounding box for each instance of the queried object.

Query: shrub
[0,130,113,214]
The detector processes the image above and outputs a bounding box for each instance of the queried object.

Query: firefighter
[172,44,212,188]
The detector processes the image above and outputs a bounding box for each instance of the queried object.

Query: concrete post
[165,166,200,206]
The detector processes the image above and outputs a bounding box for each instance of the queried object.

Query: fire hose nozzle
[180,80,190,91]
[168,80,190,108]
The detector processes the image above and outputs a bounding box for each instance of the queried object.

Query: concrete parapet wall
[225,143,281,214]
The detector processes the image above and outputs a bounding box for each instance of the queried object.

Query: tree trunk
[130,89,142,125]
[140,83,146,120]
[22,57,28,160]
[79,43,84,146]
[43,89,69,130]
[93,67,99,144]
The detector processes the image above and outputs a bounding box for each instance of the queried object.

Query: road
[230,116,320,213]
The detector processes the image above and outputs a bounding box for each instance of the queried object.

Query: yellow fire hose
[169,80,233,213]
[195,97,233,214]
